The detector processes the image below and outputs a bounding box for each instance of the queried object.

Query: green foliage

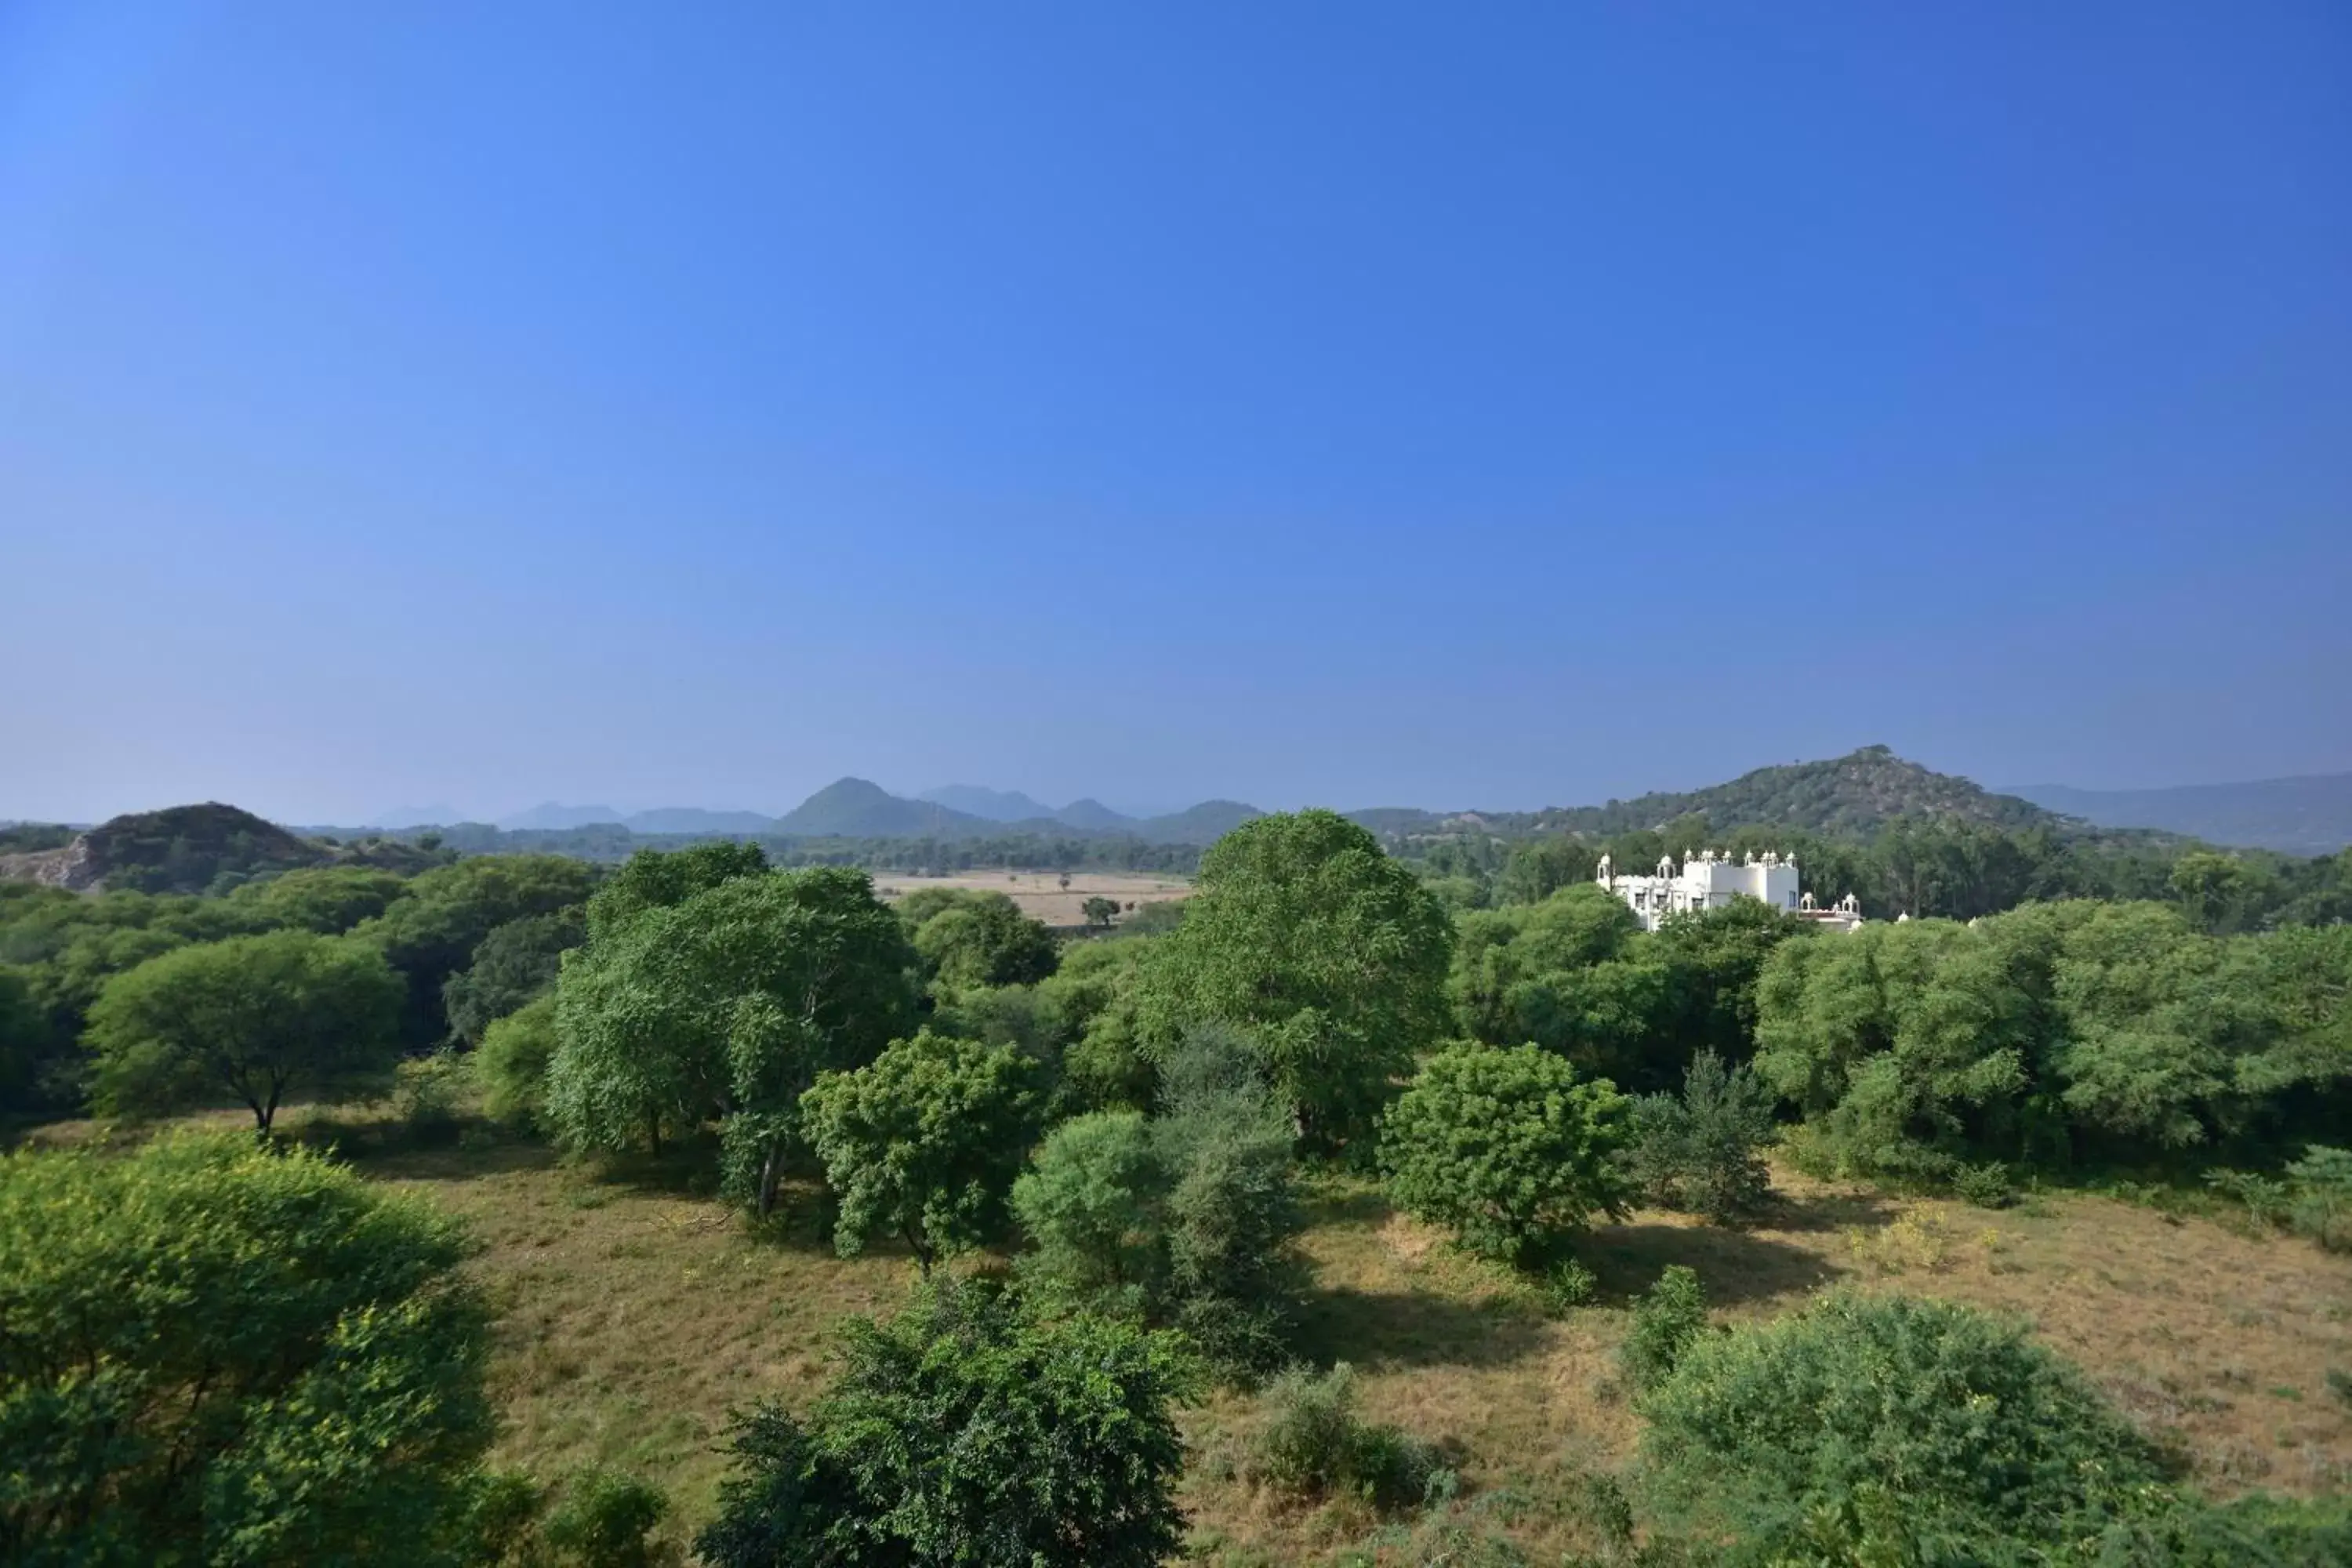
[1754,900,2352,1182]
[1013,1025,1306,1374]
[1379,1043,1632,1267]
[1150,1024,1308,1373]
[803,1027,1043,1270]
[0,1134,494,1566]
[1034,936,1160,1112]
[1620,1265,1708,1392]
[695,1279,1192,1568]
[2285,1144,2352,1251]
[1636,1291,2167,1560]
[477,994,559,1130]
[230,865,411,933]
[84,929,406,1131]
[585,840,769,941]
[1138,810,1453,1146]
[907,889,1059,989]
[1494,837,1599,906]
[1626,1051,1777,1224]
[1450,884,1640,1047]
[1250,1362,1445,1511]
[537,1470,673,1568]
[1539,1255,1598,1312]
[396,1049,469,1147]
[0,964,46,1112]
[359,854,598,1045]
[443,906,586,1046]
[546,867,917,1215]
[1082,894,1122,927]
[1013,1110,1167,1311]
[1951,1160,2016,1209]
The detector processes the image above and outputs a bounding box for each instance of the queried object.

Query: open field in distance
[867,868,1192,926]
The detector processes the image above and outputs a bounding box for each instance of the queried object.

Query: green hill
[1522,746,2055,837]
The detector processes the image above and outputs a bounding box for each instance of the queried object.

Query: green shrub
[1252,1362,1444,1512]
[1011,1026,1307,1377]
[695,1279,1192,1568]
[1379,1042,1632,1267]
[1625,1051,1776,1224]
[1620,1265,1708,1392]
[539,1470,673,1567]
[1540,1256,1598,1314]
[1951,1159,2016,1210]
[1637,1291,2166,1559]
[477,994,559,1130]
[2286,1145,2352,1251]
[2206,1167,2292,1229]
[397,1048,469,1147]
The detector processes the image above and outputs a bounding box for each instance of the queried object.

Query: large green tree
[84,931,406,1133]
[909,891,1059,989]
[228,866,411,934]
[546,867,918,1214]
[1137,810,1452,1145]
[0,1134,495,1566]
[1379,1042,1632,1266]
[357,855,597,1044]
[441,906,586,1047]
[802,1028,1043,1272]
[695,1280,1192,1568]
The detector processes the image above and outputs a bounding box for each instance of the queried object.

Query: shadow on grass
[1581,1222,1842,1307]
[1764,1186,1897,1235]
[1300,1185,1392,1229]
[1294,1285,1550,1370]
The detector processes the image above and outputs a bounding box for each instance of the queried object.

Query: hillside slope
[2005,775,2352,855]
[1534,746,2057,837]
[0,802,329,893]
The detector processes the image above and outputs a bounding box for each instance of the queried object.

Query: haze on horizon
[4,2,2348,827]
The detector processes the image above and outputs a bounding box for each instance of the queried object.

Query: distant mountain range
[361,780,1266,847]
[2002,775,2352,856]
[332,748,2352,856]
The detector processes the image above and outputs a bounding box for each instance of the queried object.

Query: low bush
[1951,1159,2015,1209]
[1252,1362,1446,1512]
[1619,1265,1708,1391]
[1637,1291,2167,1559]
[2287,1145,2352,1251]
[1539,1256,1598,1313]
[1624,1051,1775,1224]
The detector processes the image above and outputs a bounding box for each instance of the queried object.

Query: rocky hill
[0,802,330,894]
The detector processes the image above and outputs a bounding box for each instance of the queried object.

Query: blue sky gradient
[4,2,2347,823]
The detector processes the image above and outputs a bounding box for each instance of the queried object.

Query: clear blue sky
[4,2,2347,825]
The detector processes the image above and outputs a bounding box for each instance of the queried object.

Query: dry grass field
[868,868,1191,927]
[31,1102,2352,1561]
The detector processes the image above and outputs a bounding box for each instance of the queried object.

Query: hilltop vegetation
[0,802,449,897]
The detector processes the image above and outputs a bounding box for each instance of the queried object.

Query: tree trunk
[648,1114,662,1158]
[756,1143,782,1218]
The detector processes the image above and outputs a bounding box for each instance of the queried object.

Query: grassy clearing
[26,1101,2352,1560]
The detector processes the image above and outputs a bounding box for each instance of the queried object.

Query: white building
[1597,848,1860,932]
